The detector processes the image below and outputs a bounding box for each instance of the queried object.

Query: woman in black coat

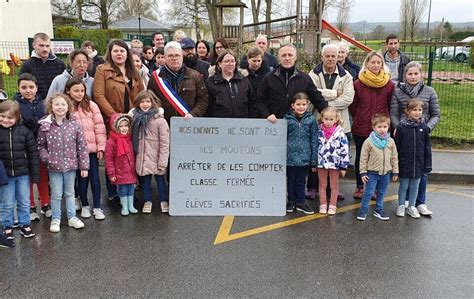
[205,49,255,118]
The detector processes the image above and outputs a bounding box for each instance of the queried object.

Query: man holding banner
[147,41,208,123]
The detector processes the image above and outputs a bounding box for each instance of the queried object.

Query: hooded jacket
[0,122,40,182]
[47,69,94,98]
[317,124,350,170]
[71,101,107,153]
[130,108,170,176]
[285,110,318,167]
[308,63,354,133]
[383,50,411,83]
[13,93,46,138]
[20,51,66,99]
[104,114,137,184]
[37,115,89,172]
[206,67,255,118]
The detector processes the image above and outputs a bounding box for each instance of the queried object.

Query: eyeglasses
[167,54,181,59]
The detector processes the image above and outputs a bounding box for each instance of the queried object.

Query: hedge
[54,26,122,55]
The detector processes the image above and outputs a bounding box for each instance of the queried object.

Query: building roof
[110,16,173,31]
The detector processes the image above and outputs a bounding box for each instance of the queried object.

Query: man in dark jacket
[243,46,271,97]
[384,33,410,85]
[147,41,208,123]
[20,33,66,100]
[240,35,278,71]
[256,44,327,122]
[337,42,361,82]
[181,38,210,80]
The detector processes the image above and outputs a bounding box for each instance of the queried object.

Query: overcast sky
[323,0,473,23]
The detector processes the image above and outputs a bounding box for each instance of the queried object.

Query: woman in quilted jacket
[65,77,107,220]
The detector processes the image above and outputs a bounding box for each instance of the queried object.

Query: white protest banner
[169,117,287,216]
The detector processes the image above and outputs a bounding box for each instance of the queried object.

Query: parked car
[436,36,473,62]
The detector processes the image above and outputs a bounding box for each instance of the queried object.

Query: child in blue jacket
[284,92,318,215]
[394,99,432,219]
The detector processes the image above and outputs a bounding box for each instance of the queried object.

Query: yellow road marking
[214,188,438,245]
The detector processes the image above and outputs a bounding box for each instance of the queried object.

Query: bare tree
[370,25,386,40]
[119,0,157,21]
[334,0,354,31]
[399,0,427,42]
[250,0,263,37]
[166,0,209,40]
[51,0,78,19]
[82,0,122,29]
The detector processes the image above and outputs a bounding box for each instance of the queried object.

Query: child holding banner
[130,90,170,214]
[284,92,318,215]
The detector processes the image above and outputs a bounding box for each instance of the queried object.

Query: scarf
[320,123,337,140]
[164,64,186,91]
[358,69,390,88]
[109,131,133,157]
[131,108,158,153]
[399,81,423,98]
[369,131,390,149]
[400,117,422,128]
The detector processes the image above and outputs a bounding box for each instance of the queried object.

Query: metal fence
[1,41,473,142]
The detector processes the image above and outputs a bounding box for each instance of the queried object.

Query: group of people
[0,31,440,248]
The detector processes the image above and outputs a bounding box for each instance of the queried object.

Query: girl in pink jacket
[105,114,137,216]
[130,90,170,214]
[65,78,107,220]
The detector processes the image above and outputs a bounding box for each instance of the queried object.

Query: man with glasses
[20,32,66,99]
[147,41,208,123]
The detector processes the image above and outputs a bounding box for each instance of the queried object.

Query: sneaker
[356,210,367,221]
[296,203,314,215]
[319,204,327,214]
[30,207,40,221]
[50,219,61,233]
[327,205,337,215]
[41,205,52,218]
[406,206,420,219]
[68,217,85,229]
[81,206,91,218]
[396,205,406,217]
[353,188,363,199]
[0,234,15,248]
[3,227,14,240]
[142,201,152,214]
[19,225,35,238]
[75,197,81,211]
[305,189,317,200]
[373,210,389,221]
[417,204,433,216]
[12,221,19,228]
[160,201,169,213]
[404,200,409,208]
[286,202,295,213]
[337,193,345,201]
[93,208,106,220]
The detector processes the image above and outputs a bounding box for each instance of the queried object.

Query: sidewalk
[347,148,474,185]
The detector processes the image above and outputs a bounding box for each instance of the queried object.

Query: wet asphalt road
[0,176,472,297]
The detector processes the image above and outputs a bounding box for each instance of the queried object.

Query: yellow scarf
[358,70,390,88]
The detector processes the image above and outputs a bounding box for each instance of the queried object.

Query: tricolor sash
[152,70,190,116]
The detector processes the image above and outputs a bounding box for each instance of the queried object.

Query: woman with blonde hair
[349,51,394,199]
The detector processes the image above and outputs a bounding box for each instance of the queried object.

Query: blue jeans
[287,166,308,204]
[359,172,390,215]
[416,173,428,206]
[78,153,101,208]
[139,175,168,203]
[398,177,422,207]
[118,184,135,197]
[1,175,30,227]
[49,171,77,220]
